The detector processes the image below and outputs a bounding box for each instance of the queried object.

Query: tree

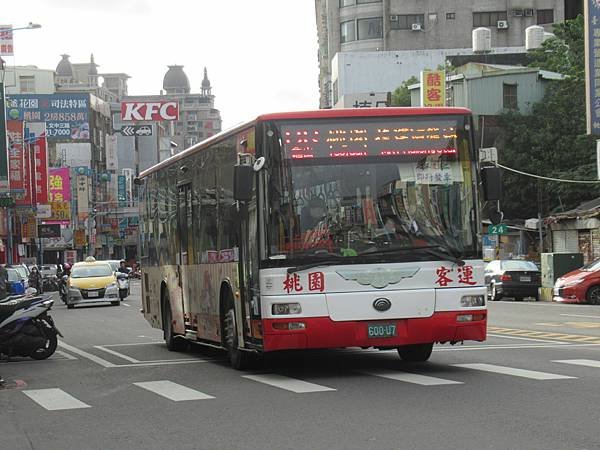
[390,76,418,106]
[497,15,600,219]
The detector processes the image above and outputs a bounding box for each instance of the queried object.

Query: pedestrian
[28,266,43,294]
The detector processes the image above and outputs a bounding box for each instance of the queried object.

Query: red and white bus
[138,107,491,369]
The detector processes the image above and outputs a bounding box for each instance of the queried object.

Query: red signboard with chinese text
[25,122,49,204]
[7,120,32,205]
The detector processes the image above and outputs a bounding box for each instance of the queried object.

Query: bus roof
[138,107,472,179]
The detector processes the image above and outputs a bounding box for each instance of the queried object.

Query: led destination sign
[280,118,461,160]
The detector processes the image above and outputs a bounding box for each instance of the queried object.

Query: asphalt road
[2,287,600,450]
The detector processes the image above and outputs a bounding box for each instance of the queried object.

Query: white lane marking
[94,345,140,363]
[553,359,600,368]
[23,389,91,411]
[436,343,600,351]
[487,333,571,344]
[58,341,116,368]
[242,374,336,393]
[122,303,131,307]
[102,341,164,347]
[115,360,211,368]
[454,363,576,380]
[364,370,462,385]
[55,350,78,360]
[134,381,214,401]
[560,314,600,319]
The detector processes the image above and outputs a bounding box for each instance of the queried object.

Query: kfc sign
[120,101,179,121]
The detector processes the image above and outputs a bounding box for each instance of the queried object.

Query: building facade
[315,0,571,108]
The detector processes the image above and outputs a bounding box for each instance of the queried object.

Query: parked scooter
[0,290,62,360]
[116,273,129,300]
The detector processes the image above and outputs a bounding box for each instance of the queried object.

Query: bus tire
[162,291,186,352]
[222,291,253,370]
[397,343,433,362]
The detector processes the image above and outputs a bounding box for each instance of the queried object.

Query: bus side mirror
[481,166,503,201]
[234,164,254,202]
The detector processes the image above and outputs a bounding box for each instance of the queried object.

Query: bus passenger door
[177,184,193,328]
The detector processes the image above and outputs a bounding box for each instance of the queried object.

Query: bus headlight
[272,303,302,315]
[461,295,485,307]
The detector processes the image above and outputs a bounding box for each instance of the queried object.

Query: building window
[503,83,518,110]
[473,11,508,27]
[19,75,35,93]
[446,12,456,20]
[357,17,382,40]
[341,20,356,43]
[357,0,381,3]
[390,14,424,30]
[340,0,354,7]
[537,9,554,24]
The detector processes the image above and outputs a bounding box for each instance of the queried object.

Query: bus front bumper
[262,311,486,352]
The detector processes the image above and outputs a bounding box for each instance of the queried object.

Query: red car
[553,259,600,304]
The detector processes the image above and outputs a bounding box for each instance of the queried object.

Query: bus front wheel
[397,343,433,362]
[222,294,253,370]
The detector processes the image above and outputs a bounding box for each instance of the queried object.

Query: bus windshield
[265,115,478,263]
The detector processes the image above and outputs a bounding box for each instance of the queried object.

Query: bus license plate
[368,323,397,339]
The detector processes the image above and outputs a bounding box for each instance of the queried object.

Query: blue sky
[7,0,320,129]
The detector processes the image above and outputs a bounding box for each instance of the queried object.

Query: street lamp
[0,22,42,264]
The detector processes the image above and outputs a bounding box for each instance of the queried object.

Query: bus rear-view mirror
[234,164,254,202]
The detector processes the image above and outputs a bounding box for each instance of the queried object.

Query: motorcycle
[58,275,68,304]
[0,292,62,360]
[42,275,60,292]
[117,273,129,300]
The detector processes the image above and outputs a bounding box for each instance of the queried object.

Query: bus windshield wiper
[359,244,465,266]
[286,255,347,274]
[415,246,465,267]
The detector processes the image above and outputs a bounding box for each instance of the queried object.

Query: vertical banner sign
[586,0,600,134]
[76,175,89,220]
[25,122,49,204]
[421,70,446,107]
[118,175,127,207]
[48,168,71,225]
[0,25,14,56]
[105,134,118,171]
[0,83,8,191]
[7,120,26,201]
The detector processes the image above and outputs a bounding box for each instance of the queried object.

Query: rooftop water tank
[472,27,491,53]
[525,25,545,50]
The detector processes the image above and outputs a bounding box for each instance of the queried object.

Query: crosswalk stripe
[242,374,336,393]
[23,389,91,411]
[364,370,463,386]
[133,381,215,401]
[454,363,576,380]
[553,359,600,368]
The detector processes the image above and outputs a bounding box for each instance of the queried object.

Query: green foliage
[498,15,600,218]
[390,76,418,106]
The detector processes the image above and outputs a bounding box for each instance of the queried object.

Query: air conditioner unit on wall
[512,9,523,17]
[497,20,509,29]
[411,23,422,31]
[390,15,398,21]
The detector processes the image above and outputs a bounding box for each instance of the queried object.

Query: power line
[494,162,600,184]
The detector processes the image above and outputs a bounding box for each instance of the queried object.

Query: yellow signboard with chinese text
[49,202,71,221]
[421,70,446,107]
